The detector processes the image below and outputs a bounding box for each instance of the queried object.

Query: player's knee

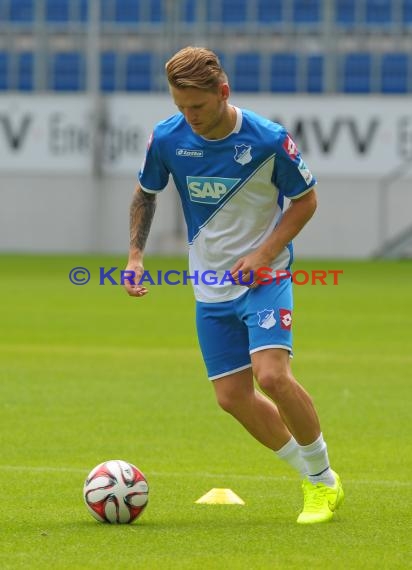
[215,389,238,414]
[214,385,248,415]
[256,370,295,402]
[215,392,234,414]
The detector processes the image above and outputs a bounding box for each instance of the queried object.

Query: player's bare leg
[251,348,320,445]
[213,368,306,476]
[212,368,292,450]
[251,347,344,523]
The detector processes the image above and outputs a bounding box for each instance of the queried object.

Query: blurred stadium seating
[52,51,85,90]
[0,0,411,92]
[343,52,373,93]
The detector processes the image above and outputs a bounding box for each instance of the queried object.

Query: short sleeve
[273,128,317,199]
[138,130,170,193]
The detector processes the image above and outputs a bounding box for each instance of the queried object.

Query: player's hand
[230,252,271,288]
[123,260,148,297]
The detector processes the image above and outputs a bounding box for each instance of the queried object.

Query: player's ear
[219,83,230,101]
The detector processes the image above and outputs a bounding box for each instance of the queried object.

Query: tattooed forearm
[129,187,157,252]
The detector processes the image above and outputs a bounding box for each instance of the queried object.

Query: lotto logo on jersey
[282,134,299,160]
[176,148,204,157]
[279,309,292,330]
[186,176,241,204]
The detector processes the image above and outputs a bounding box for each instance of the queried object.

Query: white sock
[275,436,307,477]
[298,433,336,487]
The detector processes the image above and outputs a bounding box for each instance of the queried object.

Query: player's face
[170,84,232,140]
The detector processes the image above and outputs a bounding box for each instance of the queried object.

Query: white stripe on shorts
[209,363,252,381]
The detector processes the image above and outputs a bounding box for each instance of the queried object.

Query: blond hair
[165,46,228,91]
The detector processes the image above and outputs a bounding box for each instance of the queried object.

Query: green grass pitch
[0,255,411,569]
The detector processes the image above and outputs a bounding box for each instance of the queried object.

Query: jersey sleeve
[138,130,170,193]
[272,128,317,199]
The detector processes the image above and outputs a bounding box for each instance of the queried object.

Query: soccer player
[124,46,344,524]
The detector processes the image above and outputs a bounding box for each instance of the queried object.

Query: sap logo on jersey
[187,176,240,204]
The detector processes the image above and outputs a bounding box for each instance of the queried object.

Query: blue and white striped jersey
[139,107,316,302]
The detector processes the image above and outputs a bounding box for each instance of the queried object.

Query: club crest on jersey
[257,309,276,330]
[186,176,240,204]
[234,144,252,165]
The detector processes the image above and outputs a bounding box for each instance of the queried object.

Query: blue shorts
[196,277,293,380]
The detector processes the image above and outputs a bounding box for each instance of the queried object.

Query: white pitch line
[0,465,411,487]
[0,465,87,474]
